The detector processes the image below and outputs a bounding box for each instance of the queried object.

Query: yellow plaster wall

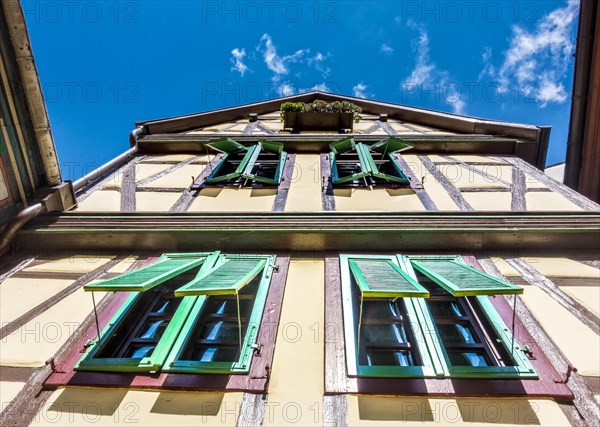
[140,154,198,163]
[490,258,522,277]
[446,164,511,189]
[525,192,583,211]
[463,192,513,211]
[32,388,243,426]
[492,257,600,375]
[346,396,570,426]
[284,154,322,212]
[0,289,106,367]
[518,281,600,376]
[525,258,600,278]
[24,256,114,274]
[188,188,276,212]
[75,190,120,212]
[138,164,207,189]
[333,188,425,211]
[106,256,138,274]
[451,155,505,163]
[0,381,24,407]
[520,258,600,318]
[133,163,173,183]
[0,278,73,325]
[135,192,182,212]
[264,259,324,426]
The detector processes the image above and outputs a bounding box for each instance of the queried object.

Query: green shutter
[330,137,356,154]
[84,256,207,293]
[242,142,288,185]
[259,140,284,154]
[349,258,430,298]
[410,257,523,296]
[205,137,248,154]
[329,151,370,185]
[174,258,267,296]
[329,139,409,185]
[370,137,413,154]
[205,144,260,183]
[356,142,409,184]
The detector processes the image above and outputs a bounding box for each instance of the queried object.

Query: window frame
[340,254,537,380]
[329,137,411,186]
[75,252,276,375]
[340,254,441,378]
[163,254,276,374]
[204,139,288,186]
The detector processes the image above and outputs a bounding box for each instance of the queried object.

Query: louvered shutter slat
[84,257,206,293]
[410,259,523,296]
[349,259,429,298]
[175,259,267,296]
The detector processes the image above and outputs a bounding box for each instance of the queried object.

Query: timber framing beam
[15,212,600,252]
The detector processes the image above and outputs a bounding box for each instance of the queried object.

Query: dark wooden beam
[395,153,437,211]
[418,155,474,211]
[503,157,600,211]
[320,154,336,211]
[511,166,527,211]
[120,162,136,212]
[272,154,296,212]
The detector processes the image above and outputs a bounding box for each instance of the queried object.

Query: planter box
[283,112,354,132]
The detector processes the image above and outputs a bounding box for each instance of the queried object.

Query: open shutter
[370,137,413,154]
[205,144,261,184]
[242,141,288,185]
[330,137,356,154]
[410,257,523,296]
[349,258,430,298]
[206,137,248,154]
[360,140,410,184]
[175,258,267,296]
[83,256,207,292]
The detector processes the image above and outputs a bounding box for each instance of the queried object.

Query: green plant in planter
[280,100,362,123]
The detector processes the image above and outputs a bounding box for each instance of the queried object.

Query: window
[204,138,288,186]
[340,254,536,379]
[329,137,412,187]
[77,252,275,375]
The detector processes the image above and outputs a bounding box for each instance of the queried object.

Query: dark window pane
[366,350,416,367]
[448,351,490,367]
[177,274,261,363]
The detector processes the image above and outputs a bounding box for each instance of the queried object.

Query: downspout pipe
[1,126,145,256]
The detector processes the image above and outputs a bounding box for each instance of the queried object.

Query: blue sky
[23,0,579,180]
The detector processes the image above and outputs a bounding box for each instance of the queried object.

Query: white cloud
[402,29,436,87]
[230,48,249,76]
[311,83,330,92]
[259,33,306,78]
[352,82,370,99]
[402,25,465,115]
[277,83,295,97]
[380,43,394,55]
[308,52,331,77]
[488,0,577,107]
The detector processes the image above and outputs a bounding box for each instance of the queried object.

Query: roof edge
[136,91,544,145]
[2,0,61,186]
